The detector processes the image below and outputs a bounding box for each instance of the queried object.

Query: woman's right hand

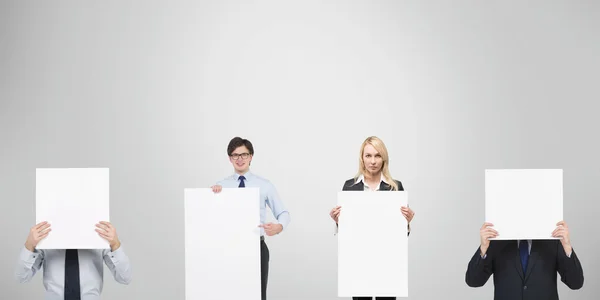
[330,206,341,223]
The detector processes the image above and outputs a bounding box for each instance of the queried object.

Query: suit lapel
[524,241,540,282]
[514,248,525,280]
[349,181,364,191]
[379,181,391,191]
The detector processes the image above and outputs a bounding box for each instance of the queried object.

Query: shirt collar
[234,171,252,180]
[355,173,388,186]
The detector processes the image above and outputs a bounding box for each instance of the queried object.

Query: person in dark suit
[329,136,414,300]
[465,221,584,300]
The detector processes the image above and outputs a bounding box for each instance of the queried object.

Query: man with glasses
[211,136,290,300]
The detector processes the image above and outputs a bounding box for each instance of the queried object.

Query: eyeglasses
[230,153,251,160]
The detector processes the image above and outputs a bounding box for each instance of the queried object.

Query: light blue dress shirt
[15,246,132,300]
[217,172,291,236]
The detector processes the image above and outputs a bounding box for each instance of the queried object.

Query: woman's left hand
[401,206,414,223]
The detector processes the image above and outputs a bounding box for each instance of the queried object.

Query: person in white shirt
[15,220,132,300]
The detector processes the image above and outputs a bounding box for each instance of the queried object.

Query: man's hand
[552,220,572,255]
[259,223,283,236]
[25,221,51,252]
[479,222,498,256]
[211,185,222,193]
[96,221,121,251]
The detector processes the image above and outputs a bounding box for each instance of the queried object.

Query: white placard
[337,191,408,297]
[35,168,110,249]
[485,169,563,240]
[185,188,261,300]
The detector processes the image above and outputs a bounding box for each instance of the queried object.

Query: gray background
[1,1,599,299]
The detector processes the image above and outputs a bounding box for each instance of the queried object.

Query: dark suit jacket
[341,177,409,236]
[342,178,404,192]
[465,240,584,300]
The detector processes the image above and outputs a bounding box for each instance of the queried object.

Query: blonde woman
[329,136,414,300]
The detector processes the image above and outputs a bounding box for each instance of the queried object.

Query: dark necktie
[238,175,246,188]
[64,249,81,300]
[519,240,529,275]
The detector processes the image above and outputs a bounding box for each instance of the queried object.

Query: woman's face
[362,144,383,176]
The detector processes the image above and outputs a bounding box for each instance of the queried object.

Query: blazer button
[523,285,528,290]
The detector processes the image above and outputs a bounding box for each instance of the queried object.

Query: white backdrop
[1,1,599,300]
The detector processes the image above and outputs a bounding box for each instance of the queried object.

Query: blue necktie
[519,240,529,275]
[238,175,246,188]
[64,249,81,300]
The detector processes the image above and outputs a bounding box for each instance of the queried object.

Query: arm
[14,247,44,283]
[333,182,349,235]
[103,246,132,284]
[265,182,290,230]
[396,180,412,237]
[552,220,583,289]
[332,207,340,235]
[466,222,498,287]
[15,221,51,283]
[465,246,493,287]
[557,243,584,289]
[96,222,132,284]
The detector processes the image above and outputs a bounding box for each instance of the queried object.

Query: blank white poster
[184,188,261,300]
[35,168,110,249]
[337,191,408,298]
[486,169,563,240]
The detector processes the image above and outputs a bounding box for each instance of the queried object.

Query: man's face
[229,145,252,174]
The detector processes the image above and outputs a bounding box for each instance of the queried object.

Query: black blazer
[465,240,584,300]
[341,177,409,236]
[342,178,404,192]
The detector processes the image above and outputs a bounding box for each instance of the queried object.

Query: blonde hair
[354,136,399,191]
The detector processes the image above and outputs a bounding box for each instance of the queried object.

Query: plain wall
[1,1,599,299]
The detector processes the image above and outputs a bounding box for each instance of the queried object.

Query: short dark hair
[227,137,254,156]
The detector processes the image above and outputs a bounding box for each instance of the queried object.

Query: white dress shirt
[355,174,388,191]
[15,246,132,300]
